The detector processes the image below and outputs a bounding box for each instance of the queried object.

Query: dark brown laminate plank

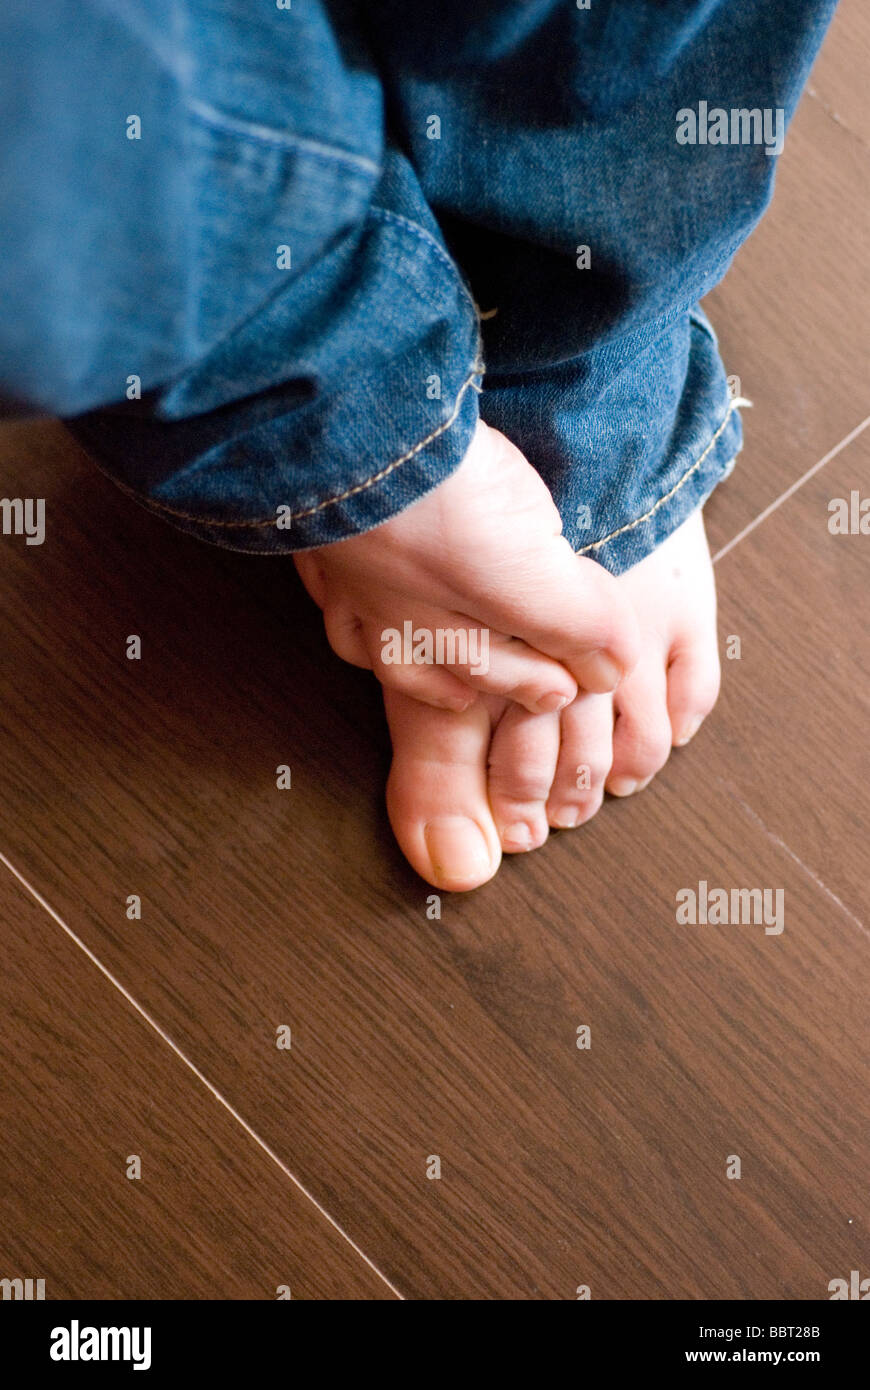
[0,420,866,1297]
[707,429,870,930]
[701,0,870,555]
[0,847,395,1299]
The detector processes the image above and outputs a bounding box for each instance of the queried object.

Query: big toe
[384,688,502,891]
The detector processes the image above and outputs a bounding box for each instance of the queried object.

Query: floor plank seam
[712,410,870,564]
[807,87,870,156]
[715,779,870,942]
[0,847,405,1301]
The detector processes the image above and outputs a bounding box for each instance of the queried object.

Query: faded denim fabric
[0,1,837,569]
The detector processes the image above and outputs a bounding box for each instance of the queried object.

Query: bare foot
[295,420,638,714]
[550,505,720,816]
[385,508,720,889]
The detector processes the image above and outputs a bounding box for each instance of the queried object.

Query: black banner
[1,1299,865,1376]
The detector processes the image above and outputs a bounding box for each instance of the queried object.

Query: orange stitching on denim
[112,362,485,529]
[575,396,751,555]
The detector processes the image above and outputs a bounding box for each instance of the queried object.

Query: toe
[363,618,478,711]
[370,651,476,712]
[606,656,673,796]
[448,630,577,714]
[487,704,561,852]
[384,688,502,891]
[667,630,721,746]
[546,691,613,828]
[364,614,576,715]
[322,602,372,669]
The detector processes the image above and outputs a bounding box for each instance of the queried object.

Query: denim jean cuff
[575,397,743,573]
[480,304,746,576]
[67,193,483,554]
[577,310,745,574]
[70,353,483,555]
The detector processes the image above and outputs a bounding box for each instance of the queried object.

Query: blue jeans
[0,1,837,571]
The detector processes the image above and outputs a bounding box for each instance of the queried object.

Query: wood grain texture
[710,431,870,927]
[0,842,394,1299]
[702,0,870,556]
[0,0,867,1301]
[0,412,867,1298]
[810,0,870,148]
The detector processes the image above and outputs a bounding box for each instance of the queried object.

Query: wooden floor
[1,2,868,1300]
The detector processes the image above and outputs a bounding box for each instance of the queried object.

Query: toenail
[423,817,492,882]
[608,777,639,797]
[551,806,579,829]
[536,690,572,713]
[675,715,703,746]
[502,821,534,851]
[593,654,623,691]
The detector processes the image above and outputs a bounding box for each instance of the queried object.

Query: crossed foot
[296,422,721,891]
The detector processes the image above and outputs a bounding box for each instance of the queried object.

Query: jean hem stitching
[106,363,485,530]
[575,396,751,555]
[368,206,466,283]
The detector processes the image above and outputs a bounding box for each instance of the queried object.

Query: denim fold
[0,1,838,567]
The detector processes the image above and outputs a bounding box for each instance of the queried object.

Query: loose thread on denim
[575,396,752,555]
[107,362,485,529]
